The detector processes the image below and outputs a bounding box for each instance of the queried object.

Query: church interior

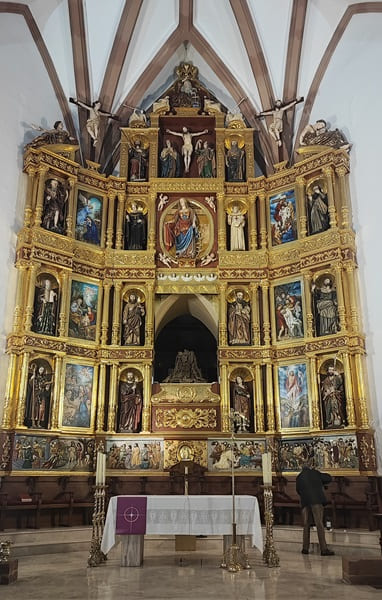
[0,0,382,597]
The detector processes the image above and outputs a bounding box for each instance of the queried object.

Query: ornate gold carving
[151,383,220,405]
[154,407,217,430]
[164,440,207,468]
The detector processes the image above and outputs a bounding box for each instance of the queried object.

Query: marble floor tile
[0,541,381,600]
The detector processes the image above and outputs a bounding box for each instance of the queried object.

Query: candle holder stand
[262,485,280,568]
[88,483,107,567]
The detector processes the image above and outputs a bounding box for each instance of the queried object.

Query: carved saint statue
[125,203,147,250]
[299,120,350,150]
[320,364,346,429]
[227,291,251,345]
[164,198,199,259]
[41,178,68,234]
[128,140,148,181]
[195,139,216,177]
[69,97,119,147]
[25,121,77,150]
[164,349,206,383]
[231,375,251,423]
[307,184,329,235]
[24,361,52,429]
[33,277,58,336]
[160,139,181,177]
[122,293,145,345]
[118,372,143,433]
[312,278,340,336]
[227,205,246,250]
[225,140,246,181]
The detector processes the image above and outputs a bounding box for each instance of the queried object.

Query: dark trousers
[302,504,328,552]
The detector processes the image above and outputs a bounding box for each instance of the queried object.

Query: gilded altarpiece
[0,62,377,489]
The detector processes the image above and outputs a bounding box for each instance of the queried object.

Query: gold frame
[267,186,298,249]
[270,276,306,345]
[58,358,99,434]
[274,359,311,433]
[66,274,102,344]
[73,185,108,249]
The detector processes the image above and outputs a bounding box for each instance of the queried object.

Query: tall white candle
[95,451,100,485]
[102,452,106,485]
[262,452,272,486]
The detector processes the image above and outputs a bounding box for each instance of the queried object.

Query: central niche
[154,314,217,383]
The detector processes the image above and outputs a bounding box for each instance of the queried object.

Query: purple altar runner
[116,496,147,535]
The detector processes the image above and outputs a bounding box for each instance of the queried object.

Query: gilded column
[341,352,356,428]
[65,177,76,237]
[107,363,118,432]
[101,280,111,345]
[345,264,359,332]
[142,363,151,433]
[217,192,226,252]
[148,128,159,179]
[15,352,31,427]
[248,194,257,250]
[354,353,369,429]
[115,193,125,250]
[308,355,320,430]
[335,166,350,229]
[296,176,307,238]
[96,362,107,432]
[145,281,154,346]
[258,192,267,249]
[323,166,337,228]
[13,262,28,333]
[1,353,18,428]
[148,192,157,251]
[250,282,260,345]
[334,264,346,331]
[106,191,116,248]
[254,363,264,433]
[33,167,49,226]
[266,362,275,432]
[220,362,230,432]
[260,280,271,345]
[50,355,63,429]
[24,263,40,332]
[112,281,122,345]
[58,271,70,336]
[218,282,227,346]
[24,167,36,227]
[303,271,313,337]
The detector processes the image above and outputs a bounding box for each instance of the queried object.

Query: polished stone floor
[1,540,381,600]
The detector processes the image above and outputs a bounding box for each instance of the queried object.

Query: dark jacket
[296,466,332,508]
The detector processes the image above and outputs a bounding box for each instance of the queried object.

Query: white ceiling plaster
[113,0,178,111]
[84,0,125,98]
[194,0,262,111]
[247,0,293,100]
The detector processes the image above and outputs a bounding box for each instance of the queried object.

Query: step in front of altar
[272,526,381,556]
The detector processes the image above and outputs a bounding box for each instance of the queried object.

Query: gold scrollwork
[155,407,217,429]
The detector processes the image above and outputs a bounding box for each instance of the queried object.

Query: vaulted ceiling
[1,0,380,173]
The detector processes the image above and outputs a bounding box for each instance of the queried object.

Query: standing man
[296,464,334,556]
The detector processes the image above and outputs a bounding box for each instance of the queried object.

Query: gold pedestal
[262,486,280,568]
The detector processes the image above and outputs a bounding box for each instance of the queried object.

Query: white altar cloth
[101,495,263,554]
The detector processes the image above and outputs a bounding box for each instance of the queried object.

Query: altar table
[101,495,263,562]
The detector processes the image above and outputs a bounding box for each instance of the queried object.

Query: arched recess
[154,294,219,383]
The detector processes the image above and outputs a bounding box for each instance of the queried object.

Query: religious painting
[306,178,330,236]
[277,363,310,430]
[269,189,298,246]
[279,435,358,472]
[117,368,143,433]
[32,273,59,336]
[105,438,163,471]
[319,358,347,429]
[229,368,254,433]
[226,201,248,251]
[128,135,149,181]
[159,196,214,265]
[227,289,251,345]
[68,279,99,341]
[208,439,266,472]
[75,189,103,246]
[12,434,95,472]
[312,273,340,336]
[273,280,304,342]
[24,357,53,430]
[124,200,147,250]
[121,289,145,346]
[41,176,69,235]
[61,363,95,430]
[225,134,246,182]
